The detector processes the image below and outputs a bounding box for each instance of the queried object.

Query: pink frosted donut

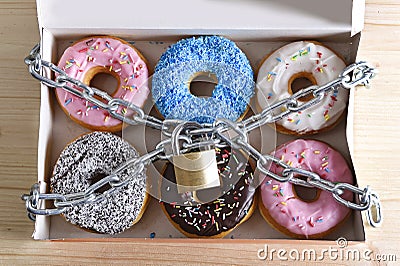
[56,36,149,131]
[259,139,353,239]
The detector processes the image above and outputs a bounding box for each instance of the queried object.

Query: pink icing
[56,36,149,130]
[260,139,353,238]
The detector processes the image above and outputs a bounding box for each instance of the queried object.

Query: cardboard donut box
[32,0,368,243]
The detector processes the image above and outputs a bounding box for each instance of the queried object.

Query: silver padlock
[171,122,220,194]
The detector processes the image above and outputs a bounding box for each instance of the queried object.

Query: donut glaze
[256,41,347,135]
[56,36,149,131]
[161,147,256,237]
[259,139,353,239]
[152,36,254,124]
[51,132,148,234]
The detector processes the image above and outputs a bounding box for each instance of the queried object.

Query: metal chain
[239,61,377,133]
[21,145,164,221]
[212,120,382,226]
[22,43,382,227]
[24,44,164,131]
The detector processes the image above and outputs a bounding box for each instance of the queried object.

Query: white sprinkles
[51,132,147,234]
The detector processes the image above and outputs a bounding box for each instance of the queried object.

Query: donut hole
[292,176,320,202]
[288,72,317,102]
[85,67,120,98]
[89,172,112,194]
[188,72,218,98]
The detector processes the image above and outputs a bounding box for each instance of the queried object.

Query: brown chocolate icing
[162,147,256,237]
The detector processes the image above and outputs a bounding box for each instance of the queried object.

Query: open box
[32,0,370,243]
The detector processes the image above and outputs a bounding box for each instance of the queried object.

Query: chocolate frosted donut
[161,147,256,238]
[51,132,148,234]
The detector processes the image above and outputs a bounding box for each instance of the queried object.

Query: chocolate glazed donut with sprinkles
[161,148,257,238]
[51,132,149,234]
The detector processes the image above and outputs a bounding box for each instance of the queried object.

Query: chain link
[21,147,163,221]
[239,61,377,133]
[22,43,382,227]
[24,47,164,131]
[217,124,382,226]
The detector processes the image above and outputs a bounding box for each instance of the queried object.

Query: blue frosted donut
[152,36,254,123]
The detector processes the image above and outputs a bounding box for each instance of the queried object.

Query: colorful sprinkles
[259,42,347,136]
[261,139,353,238]
[56,37,148,130]
[64,98,72,106]
[162,148,255,236]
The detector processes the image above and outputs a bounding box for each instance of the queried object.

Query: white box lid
[36,0,365,39]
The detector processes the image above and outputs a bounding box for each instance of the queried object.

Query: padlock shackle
[171,121,202,156]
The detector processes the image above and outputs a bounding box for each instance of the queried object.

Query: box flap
[36,0,364,39]
[352,0,366,36]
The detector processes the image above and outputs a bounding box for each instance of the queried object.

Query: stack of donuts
[51,35,355,239]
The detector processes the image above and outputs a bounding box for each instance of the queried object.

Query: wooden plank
[0,0,399,264]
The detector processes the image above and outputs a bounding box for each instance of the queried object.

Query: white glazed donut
[256,41,347,135]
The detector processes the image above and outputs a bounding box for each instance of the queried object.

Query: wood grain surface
[0,0,399,265]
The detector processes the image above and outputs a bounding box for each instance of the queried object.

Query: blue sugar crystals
[152,36,254,124]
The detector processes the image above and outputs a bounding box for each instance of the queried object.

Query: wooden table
[0,0,399,264]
